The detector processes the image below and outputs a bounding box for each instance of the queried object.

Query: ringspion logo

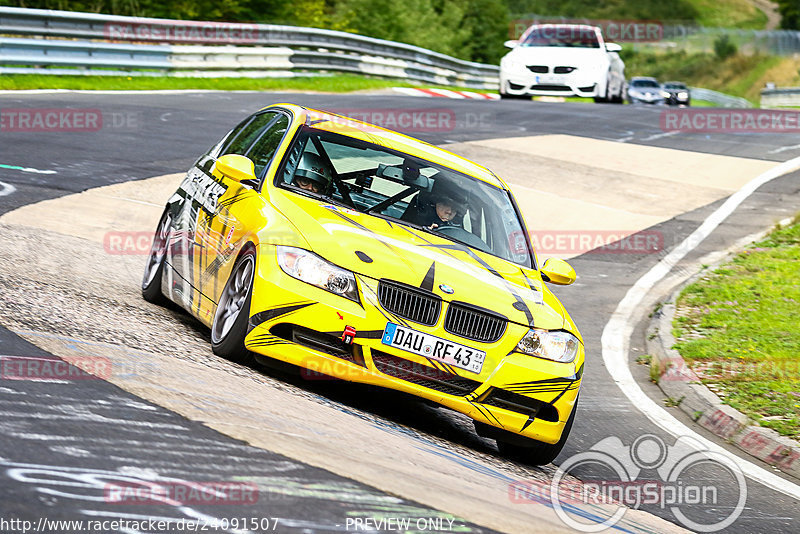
[511,434,747,532]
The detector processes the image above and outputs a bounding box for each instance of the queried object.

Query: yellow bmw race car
[142,103,584,465]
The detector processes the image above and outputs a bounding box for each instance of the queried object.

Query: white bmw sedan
[499,24,626,103]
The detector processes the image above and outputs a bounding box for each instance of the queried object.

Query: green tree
[459,0,510,63]
[330,0,462,57]
[713,34,737,59]
[777,0,800,29]
[504,0,699,24]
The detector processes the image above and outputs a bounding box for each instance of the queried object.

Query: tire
[496,396,579,466]
[141,208,171,305]
[211,246,256,363]
[611,82,625,104]
[593,78,610,103]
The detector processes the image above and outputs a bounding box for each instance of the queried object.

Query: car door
[167,110,290,323]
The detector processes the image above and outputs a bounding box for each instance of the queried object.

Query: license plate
[381,323,485,374]
[537,74,560,84]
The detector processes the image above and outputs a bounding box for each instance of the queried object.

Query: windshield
[632,79,660,88]
[276,127,532,267]
[663,83,687,89]
[520,25,600,48]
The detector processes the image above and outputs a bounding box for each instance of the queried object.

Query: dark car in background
[661,81,691,106]
[626,76,665,105]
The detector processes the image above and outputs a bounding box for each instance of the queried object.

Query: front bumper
[246,245,583,445]
[500,68,602,98]
[628,92,665,105]
[665,94,690,106]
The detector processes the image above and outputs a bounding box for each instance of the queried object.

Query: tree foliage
[777,0,800,30]
[9,0,747,63]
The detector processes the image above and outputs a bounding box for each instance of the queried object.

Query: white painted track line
[602,155,800,500]
[427,88,467,99]
[0,181,16,197]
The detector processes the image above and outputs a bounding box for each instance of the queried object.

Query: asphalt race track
[1,90,799,533]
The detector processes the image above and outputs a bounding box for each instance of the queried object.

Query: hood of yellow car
[271,191,567,330]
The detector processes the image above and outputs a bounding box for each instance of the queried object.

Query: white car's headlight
[501,54,525,71]
[516,328,579,363]
[277,246,359,302]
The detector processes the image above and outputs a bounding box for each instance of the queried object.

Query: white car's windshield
[520,26,600,48]
[277,127,533,267]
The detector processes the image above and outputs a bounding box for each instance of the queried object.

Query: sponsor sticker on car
[381,322,485,374]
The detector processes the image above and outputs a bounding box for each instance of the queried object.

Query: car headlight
[660,90,671,99]
[277,246,359,302]
[502,57,520,71]
[678,91,689,99]
[516,328,579,363]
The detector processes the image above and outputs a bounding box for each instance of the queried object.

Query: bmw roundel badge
[439,284,454,295]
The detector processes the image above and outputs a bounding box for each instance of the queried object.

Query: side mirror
[540,258,576,285]
[503,40,519,49]
[605,42,622,52]
[215,154,256,184]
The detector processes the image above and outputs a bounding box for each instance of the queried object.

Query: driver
[427,194,462,230]
[404,174,467,230]
[292,152,332,194]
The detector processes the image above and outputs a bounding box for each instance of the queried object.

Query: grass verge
[623,49,790,104]
[673,216,800,439]
[0,73,485,94]
[685,0,769,29]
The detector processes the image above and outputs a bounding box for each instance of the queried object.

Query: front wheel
[211,247,256,363]
[141,208,171,304]
[593,78,611,103]
[496,396,579,466]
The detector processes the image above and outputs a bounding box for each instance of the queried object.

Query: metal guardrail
[0,7,765,104]
[660,26,800,56]
[0,7,499,88]
[760,87,800,108]
[690,87,752,108]
[0,37,171,69]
